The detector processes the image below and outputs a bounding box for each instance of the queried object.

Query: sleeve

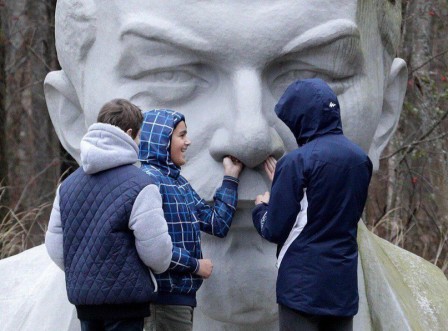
[129,184,173,274]
[193,176,239,238]
[252,156,305,245]
[45,185,64,270]
[170,246,199,274]
[252,202,269,236]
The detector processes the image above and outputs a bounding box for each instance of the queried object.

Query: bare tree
[0,3,7,187]
[367,0,448,274]
[1,0,59,247]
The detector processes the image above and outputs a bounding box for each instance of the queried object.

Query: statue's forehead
[105,1,358,41]
[100,1,359,64]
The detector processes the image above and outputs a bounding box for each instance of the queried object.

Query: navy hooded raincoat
[252,78,372,317]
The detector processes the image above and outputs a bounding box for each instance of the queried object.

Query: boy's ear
[369,58,408,170]
[44,71,86,164]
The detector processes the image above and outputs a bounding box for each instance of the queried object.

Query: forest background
[0,0,447,276]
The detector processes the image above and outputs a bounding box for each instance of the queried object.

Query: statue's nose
[208,69,285,168]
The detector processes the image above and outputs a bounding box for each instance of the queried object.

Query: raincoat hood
[275,78,343,145]
[138,109,185,178]
[80,123,138,174]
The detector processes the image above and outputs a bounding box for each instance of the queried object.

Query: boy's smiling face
[170,121,190,167]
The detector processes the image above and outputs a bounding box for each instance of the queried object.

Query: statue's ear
[369,58,408,170]
[44,71,86,164]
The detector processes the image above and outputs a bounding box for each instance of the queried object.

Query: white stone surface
[1,1,447,331]
[0,245,78,331]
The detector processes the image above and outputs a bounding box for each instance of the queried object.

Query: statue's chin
[197,229,278,325]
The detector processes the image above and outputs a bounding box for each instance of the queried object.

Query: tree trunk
[0,9,8,236]
[0,6,7,187]
[2,0,59,247]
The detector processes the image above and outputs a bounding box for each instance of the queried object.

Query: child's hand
[255,191,270,205]
[264,156,277,182]
[223,156,244,178]
[196,259,213,279]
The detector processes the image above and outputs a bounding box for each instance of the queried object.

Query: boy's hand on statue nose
[255,191,270,205]
[223,156,244,178]
[196,259,214,279]
[264,156,277,182]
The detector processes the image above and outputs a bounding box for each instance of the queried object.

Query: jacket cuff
[252,203,269,236]
[222,176,239,190]
[191,258,200,274]
[252,202,268,219]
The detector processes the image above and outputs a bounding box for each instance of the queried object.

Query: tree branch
[410,48,448,74]
[381,107,448,160]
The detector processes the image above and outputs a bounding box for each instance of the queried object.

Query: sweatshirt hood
[80,123,138,174]
[275,78,343,145]
[138,109,185,178]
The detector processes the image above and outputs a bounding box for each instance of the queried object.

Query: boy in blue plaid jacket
[139,109,243,331]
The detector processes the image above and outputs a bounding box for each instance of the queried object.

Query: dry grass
[0,184,52,259]
[369,207,448,276]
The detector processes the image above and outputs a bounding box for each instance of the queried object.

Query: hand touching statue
[223,156,244,178]
[264,156,277,182]
[254,156,277,205]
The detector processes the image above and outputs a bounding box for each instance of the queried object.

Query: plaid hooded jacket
[138,109,239,307]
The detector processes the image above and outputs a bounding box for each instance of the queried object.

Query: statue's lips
[204,170,271,230]
[205,168,271,205]
[201,203,261,230]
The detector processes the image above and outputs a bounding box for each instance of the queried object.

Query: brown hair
[97,99,143,139]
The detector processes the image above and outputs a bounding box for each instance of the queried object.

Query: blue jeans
[80,318,144,331]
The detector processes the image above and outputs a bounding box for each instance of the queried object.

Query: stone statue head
[45,0,407,327]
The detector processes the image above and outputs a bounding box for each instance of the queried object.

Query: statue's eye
[127,65,212,105]
[153,71,188,83]
[272,69,320,87]
[149,69,209,87]
[269,68,353,99]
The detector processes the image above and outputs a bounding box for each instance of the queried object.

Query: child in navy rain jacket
[138,109,243,331]
[252,79,372,331]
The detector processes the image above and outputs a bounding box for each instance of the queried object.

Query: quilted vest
[59,164,156,306]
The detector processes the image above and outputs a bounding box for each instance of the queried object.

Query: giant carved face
[45,0,407,326]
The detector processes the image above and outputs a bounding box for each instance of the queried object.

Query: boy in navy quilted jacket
[138,109,243,331]
[45,99,173,331]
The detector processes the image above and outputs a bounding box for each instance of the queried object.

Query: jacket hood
[80,123,138,174]
[138,109,185,178]
[275,78,343,145]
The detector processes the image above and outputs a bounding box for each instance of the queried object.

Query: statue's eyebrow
[120,16,211,53]
[281,19,360,55]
